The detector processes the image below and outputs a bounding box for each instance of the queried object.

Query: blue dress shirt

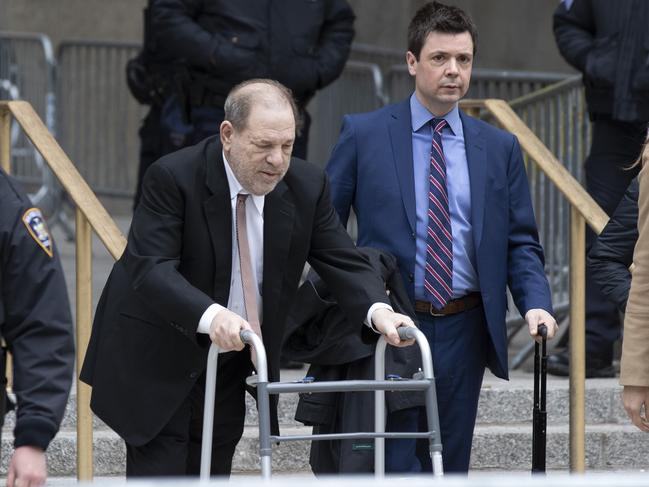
[410,94,478,301]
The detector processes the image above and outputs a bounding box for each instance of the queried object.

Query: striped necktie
[424,118,453,309]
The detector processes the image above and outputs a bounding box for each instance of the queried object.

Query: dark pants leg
[126,352,251,478]
[385,306,488,473]
[584,119,645,364]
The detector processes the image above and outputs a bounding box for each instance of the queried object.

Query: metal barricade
[350,43,404,75]
[308,60,387,167]
[0,31,61,216]
[385,64,568,105]
[57,40,145,199]
[506,76,590,367]
[54,41,385,200]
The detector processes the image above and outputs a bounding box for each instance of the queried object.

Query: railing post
[76,209,94,480]
[569,207,586,472]
[1,106,11,173]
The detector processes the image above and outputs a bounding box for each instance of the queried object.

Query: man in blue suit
[326,1,558,473]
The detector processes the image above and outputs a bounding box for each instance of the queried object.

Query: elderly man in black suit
[81,78,415,477]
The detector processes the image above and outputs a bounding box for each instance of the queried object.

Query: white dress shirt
[197,153,391,334]
[197,153,264,333]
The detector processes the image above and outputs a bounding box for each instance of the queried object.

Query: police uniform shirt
[0,168,74,451]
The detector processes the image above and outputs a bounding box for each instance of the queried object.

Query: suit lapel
[262,180,295,328]
[460,111,487,250]
[388,100,416,234]
[203,140,233,306]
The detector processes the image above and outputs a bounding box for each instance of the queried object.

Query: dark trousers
[384,306,488,473]
[584,118,646,363]
[125,352,252,478]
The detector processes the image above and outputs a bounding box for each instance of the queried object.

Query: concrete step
[476,376,627,426]
[0,430,125,477]
[6,375,622,433]
[471,423,648,471]
[3,420,647,477]
[3,373,641,476]
[230,422,649,473]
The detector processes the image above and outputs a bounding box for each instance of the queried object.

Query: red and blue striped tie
[425,118,453,309]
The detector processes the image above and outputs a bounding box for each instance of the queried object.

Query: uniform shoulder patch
[22,207,54,258]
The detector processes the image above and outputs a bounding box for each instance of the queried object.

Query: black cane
[532,324,548,473]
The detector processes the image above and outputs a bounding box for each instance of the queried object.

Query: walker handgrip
[397,326,417,341]
[240,329,255,344]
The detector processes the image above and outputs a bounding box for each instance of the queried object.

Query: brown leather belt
[415,292,482,317]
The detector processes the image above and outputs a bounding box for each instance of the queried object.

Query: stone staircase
[2,371,647,477]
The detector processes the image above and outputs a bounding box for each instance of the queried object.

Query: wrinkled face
[406,30,473,116]
[221,104,295,195]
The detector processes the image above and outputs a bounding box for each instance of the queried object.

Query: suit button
[231,36,239,44]
[189,371,198,379]
[408,273,414,282]
[411,232,415,239]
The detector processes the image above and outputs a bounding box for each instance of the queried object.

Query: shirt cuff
[198,303,225,334]
[366,302,393,333]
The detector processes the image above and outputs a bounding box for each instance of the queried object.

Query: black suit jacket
[80,136,389,446]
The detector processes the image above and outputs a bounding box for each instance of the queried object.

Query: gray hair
[223,78,303,134]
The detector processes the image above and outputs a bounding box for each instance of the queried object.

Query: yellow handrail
[0,101,126,259]
[460,98,603,473]
[480,99,608,233]
[0,100,126,480]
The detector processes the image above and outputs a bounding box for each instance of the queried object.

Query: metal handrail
[0,100,126,481]
[470,98,604,472]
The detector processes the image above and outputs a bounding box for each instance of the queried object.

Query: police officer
[0,168,74,487]
[129,0,356,209]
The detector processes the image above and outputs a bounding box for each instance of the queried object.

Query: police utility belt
[415,292,482,317]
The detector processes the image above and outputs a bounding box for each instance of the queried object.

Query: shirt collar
[410,93,462,137]
[222,151,265,215]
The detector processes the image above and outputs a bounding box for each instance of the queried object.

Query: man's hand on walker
[371,308,417,347]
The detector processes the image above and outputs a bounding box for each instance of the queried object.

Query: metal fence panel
[506,77,590,331]
[57,40,146,198]
[349,43,404,75]
[0,31,55,182]
[385,64,568,105]
[308,60,386,167]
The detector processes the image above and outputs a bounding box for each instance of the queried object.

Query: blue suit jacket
[326,100,553,379]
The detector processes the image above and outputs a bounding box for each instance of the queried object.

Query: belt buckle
[428,304,446,317]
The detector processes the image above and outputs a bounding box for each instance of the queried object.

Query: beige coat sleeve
[621,156,649,386]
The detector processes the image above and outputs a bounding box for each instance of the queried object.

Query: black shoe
[546,351,570,377]
[585,357,616,378]
[546,351,615,378]
[280,357,304,370]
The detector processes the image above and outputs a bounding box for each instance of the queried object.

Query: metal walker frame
[201,327,443,480]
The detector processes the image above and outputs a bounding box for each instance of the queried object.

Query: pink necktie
[236,194,263,366]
